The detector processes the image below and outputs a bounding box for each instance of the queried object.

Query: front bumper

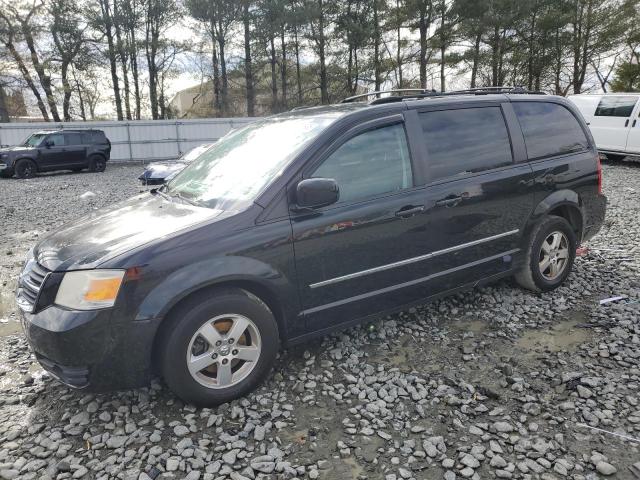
[19,304,158,391]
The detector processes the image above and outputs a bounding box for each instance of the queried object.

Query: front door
[40,133,67,169]
[291,118,431,332]
[590,95,639,152]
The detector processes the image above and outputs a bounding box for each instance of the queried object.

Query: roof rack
[341,86,546,105]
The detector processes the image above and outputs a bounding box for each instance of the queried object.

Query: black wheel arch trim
[525,190,585,243]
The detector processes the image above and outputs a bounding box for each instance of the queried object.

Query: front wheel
[14,159,37,179]
[160,288,279,406]
[515,215,577,292]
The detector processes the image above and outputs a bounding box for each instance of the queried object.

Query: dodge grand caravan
[17,88,606,406]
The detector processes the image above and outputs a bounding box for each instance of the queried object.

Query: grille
[17,261,49,313]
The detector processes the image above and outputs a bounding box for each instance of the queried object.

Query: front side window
[312,123,412,204]
[418,107,513,182]
[23,133,46,147]
[167,115,339,210]
[513,102,589,160]
[595,96,638,117]
[48,134,65,146]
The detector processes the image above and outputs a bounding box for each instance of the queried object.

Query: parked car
[0,129,111,179]
[17,88,606,406]
[568,93,640,160]
[138,143,214,185]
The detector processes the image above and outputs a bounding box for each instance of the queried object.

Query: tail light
[596,153,603,194]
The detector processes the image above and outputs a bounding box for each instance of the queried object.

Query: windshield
[165,115,337,210]
[181,144,213,163]
[23,133,46,147]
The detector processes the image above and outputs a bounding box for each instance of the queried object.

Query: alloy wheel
[538,231,569,281]
[186,314,261,389]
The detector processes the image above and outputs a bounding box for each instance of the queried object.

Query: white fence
[0,118,257,163]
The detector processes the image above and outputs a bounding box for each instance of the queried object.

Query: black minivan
[17,89,606,406]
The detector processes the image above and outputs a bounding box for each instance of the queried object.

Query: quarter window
[513,102,589,160]
[312,123,412,204]
[418,107,512,181]
[595,96,638,117]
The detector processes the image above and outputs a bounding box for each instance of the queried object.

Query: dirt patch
[517,310,590,354]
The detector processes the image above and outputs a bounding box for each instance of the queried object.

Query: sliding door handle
[435,196,463,207]
[395,205,425,218]
[634,119,637,128]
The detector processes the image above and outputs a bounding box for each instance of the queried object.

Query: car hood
[35,193,233,271]
[0,145,36,154]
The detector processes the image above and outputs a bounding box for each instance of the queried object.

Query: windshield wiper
[171,191,201,207]
[151,187,173,202]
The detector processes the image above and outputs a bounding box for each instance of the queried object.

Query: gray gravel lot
[0,162,639,480]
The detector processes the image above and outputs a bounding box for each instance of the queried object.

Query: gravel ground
[0,162,639,480]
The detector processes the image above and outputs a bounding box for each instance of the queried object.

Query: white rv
[568,93,640,159]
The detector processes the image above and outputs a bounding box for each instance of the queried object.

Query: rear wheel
[515,215,577,292]
[14,159,37,179]
[160,288,279,406]
[88,156,106,172]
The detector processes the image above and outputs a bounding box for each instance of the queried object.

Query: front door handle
[436,196,463,207]
[625,119,630,127]
[634,119,637,127]
[395,205,425,218]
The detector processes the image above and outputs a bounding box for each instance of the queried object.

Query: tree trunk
[293,23,303,104]
[280,27,287,109]
[318,0,329,104]
[5,41,50,121]
[21,20,61,121]
[439,0,446,92]
[114,3,132,120]
[418,1,431,89]
[470,31,481,88]
[61,62,72,121]
[0,84,9,122]
[99,0,124,120]
[270,35,278,111]
[210,20,221,116]
[373,0,381,92]
[396,0,402,88]
[243,2,254,116]
[217,22,228,115]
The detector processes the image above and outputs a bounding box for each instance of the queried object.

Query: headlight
[55,270,125,310]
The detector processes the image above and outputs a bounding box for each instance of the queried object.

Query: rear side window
[65,133,82,145]
[595,96,638,117]
[418,107,512,182]
[312,123,412,204]
[513,102,589,160]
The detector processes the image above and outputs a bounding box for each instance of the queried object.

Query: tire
[160,288,279,406]
[14,159,37,179]
[88,156,106,172]
[515,215,577,292]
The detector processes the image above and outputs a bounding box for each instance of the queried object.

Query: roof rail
[341,89,435,103]
[341,86,546,105]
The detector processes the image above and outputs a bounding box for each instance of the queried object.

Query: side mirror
[295,178,339,209]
